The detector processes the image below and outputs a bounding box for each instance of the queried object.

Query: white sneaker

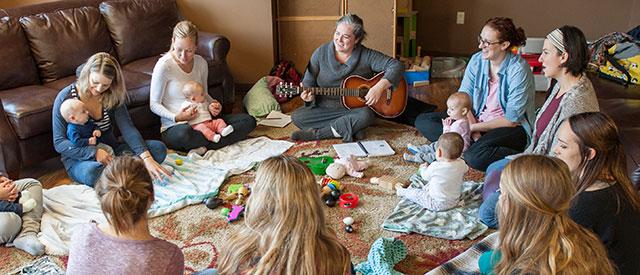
[220,125,234,137]
[212,134,221,143]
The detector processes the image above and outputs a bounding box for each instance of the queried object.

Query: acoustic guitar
[275,72,407,118]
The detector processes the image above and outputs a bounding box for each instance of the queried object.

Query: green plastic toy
[299,156,334,175]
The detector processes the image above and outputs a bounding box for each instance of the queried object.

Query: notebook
[332,140,395,158]
[256,111,292,128]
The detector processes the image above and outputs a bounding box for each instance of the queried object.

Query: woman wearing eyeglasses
[414,17,535,172]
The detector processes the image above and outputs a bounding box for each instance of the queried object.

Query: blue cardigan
[52,84,147,164]
[459,51,536,141]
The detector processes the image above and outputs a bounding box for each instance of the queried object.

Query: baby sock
[13,234,45,256]
[18,191,36,213]
[220,125,234,137]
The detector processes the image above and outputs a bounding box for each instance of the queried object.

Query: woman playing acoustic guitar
[290,14,404,142]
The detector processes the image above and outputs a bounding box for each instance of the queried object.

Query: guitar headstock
[275,82,302,97]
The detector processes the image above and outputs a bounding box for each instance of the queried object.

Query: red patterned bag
[269,60,302,103]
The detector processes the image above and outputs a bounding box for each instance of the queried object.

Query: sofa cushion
[0,17,40,90]
[0,85,59,139]
[43,75,76,92]
[123,55,162,75]
[122,69,151,107]
[19,6,115,83]
[100,0,179,65]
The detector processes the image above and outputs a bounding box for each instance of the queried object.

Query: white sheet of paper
[256,111,291,128]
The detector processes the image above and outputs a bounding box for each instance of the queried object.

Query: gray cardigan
[526,74,599,155]
[302,42,404,108]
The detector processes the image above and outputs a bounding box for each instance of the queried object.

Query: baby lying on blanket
[396,132,468,211]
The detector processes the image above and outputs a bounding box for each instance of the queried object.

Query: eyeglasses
[477,36,503,47]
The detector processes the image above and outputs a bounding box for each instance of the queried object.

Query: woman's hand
[96,148,113,165]
[0,176,18,201]
[208,100,222,117]
[175,105,197,122]
[365,79,391,106]
[299,84,315,102]
[143,157,171,181]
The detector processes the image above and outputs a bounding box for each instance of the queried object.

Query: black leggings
[162,113,256,152]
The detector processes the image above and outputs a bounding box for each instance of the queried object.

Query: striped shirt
[68,84,111,133]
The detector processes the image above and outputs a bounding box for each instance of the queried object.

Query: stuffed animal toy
[326,155,370,179]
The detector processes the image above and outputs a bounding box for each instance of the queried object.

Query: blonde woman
[52,52,169,187]
[217,155,352,274]
[67,156,184,274]
[478,155,615,274]
[150,20,256,153]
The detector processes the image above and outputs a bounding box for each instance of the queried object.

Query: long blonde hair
[217,155,351,275]
[95,156,153,235]
[496,155,615,275]
[76,52,127,110]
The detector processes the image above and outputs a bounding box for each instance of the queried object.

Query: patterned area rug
[0,119,485,274]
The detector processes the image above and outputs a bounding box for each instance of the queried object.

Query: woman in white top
[150,21,256,152]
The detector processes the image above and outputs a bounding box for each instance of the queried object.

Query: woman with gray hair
[291,14,404,142]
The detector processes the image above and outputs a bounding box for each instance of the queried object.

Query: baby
[405,92,471,163]
[396,132,468,211]
[0,176,36,217]
[181,81,233,143]
[60,98,113,154]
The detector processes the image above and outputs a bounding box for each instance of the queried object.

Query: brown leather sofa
[589,73,640,187]
[0,0,234,178]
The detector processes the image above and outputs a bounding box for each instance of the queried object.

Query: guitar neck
[307,87,367,97]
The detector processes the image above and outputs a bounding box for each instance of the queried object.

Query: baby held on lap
[180,81,233,143]
[60,98,114,155]
[396,132,469,211]
[405,92,471,164]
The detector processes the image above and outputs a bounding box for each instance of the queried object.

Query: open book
[332,140,395,158]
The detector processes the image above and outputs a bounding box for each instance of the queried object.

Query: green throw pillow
[243,76,281,118]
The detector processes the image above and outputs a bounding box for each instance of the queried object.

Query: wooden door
[346,0,396,57]
[276,0,343,74]
[275,0,396,75]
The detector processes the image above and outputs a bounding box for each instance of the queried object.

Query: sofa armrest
[0,97,21,178]
[197,31,230,63]
[197,31,235,113]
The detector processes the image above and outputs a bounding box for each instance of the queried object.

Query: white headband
[547,28,566,53]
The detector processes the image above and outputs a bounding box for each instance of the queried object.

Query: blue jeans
[66,140,167,187]
[478,190,500,228]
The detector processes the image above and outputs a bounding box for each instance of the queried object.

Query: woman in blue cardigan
[414,17,535,171]
[52,52,169,187]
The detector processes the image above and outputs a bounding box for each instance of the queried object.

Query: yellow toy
[175,159,183,166]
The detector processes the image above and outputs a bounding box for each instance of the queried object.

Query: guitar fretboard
[307,87,367,97]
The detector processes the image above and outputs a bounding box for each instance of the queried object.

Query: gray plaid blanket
[382,174,488,240]
[427,232,498,275]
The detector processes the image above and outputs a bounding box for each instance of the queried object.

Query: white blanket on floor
[38,137,293,255]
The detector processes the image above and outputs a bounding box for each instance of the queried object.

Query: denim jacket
[459,51,536,143]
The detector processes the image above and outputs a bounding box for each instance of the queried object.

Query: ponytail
[95,156,153,235]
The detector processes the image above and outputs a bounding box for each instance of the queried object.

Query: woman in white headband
[479,25,600,228]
